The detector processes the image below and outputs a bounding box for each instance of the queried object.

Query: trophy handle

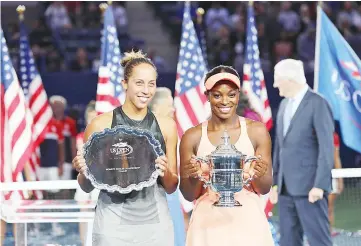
[242,156,258,187]
[194,156,212,189]
[194,156,209,163]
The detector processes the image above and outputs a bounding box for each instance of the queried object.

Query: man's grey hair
[149,87,172,110]
[49,95,67,107]
[274,59,307,84]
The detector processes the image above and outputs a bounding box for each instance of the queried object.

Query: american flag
[243,4,274,217]
[1,28,33,200]
[174,2,209,137]
[96,5,125,114]
[242,4,273,130]
[19,21,53,199]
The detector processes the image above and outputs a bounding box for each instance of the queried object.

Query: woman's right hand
[242,160,254,180]
[181,155,201,179]
[73,148,87,175]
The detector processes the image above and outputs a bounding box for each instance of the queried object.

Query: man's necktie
[283,99,294,136]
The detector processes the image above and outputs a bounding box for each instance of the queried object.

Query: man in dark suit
[270,59,334,246]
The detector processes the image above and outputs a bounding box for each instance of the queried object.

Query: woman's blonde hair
[120,50,157,81]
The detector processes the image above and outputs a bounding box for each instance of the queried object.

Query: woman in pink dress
[179,65,274,246]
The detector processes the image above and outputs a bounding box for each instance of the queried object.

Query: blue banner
[315,7,361,154]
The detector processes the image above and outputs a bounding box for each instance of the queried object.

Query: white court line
[1,203,96,210]
[3,218,94,223]
[332,168,361,178]
[2,212,94,218]
[0,180,79,191]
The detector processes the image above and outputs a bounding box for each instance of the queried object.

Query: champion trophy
[196,131,258,207]
[82,125,164,194]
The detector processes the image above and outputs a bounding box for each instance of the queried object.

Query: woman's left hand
[155,155,169,177]
[249,155,268,179]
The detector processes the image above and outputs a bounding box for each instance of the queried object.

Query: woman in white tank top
[179,65,274,246]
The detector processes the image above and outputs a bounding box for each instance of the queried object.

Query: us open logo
[110,139,133,156]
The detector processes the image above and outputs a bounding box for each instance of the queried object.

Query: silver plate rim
[82,125,164,194]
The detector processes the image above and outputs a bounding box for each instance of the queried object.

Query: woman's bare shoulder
[245,118,270,140]
[181,124,202,145]
[153,115,177,141]
[155,115,176,131]
[84,111,113,139]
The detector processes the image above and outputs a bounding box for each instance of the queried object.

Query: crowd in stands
[3,1,361,75]
[3,1,131,73]
[151,1,361,73]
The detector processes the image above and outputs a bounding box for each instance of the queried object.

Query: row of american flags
[1,14,53,200]
[1,3,272,211]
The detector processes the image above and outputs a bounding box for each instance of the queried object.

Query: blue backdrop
[41,71,358,168]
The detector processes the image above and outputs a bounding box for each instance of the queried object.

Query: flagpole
[196,7,204,25]
[185,1,190,9]
[99,3,108,24]
[16,5,30,192]
[196,7,208,69]
[314,1,323,92]
[16,5,25,21]
[15,5,32,199]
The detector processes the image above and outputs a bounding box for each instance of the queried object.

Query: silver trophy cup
[196,131,258,207]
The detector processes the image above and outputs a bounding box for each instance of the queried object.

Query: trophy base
[213,200,241,207]
[213,191,241,207]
